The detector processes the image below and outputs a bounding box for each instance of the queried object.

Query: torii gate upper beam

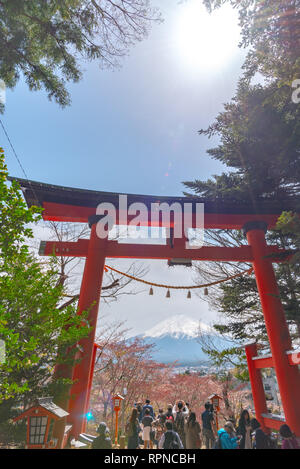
[39,239,289,263]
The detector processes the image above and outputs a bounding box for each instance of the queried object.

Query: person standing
[153,409,166,448]
[173,400,189,448]
[127,408,141,449]
[250,418,271,449]
[158,421,184,449]
[201,402,216,449]
[141,408,154,449]
[279,424,300,449]
[165,404,174,424]
[141,399,155,419]
[237,409,252,449]
[135,401,143,423]
[184,412,202,449]
[217,421,238,449]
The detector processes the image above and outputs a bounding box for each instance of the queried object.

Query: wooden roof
[8,177,300,216]
[13,397,68,422]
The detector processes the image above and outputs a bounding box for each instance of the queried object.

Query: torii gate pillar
[244,221,300,435]
[68,220,107,437]
[245,343,269,432]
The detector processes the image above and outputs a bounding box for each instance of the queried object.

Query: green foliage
[0,256,90,403]
[0,0,160,108]
[276,211,300,264]
[0,148,41,260]
[0,148,90,421]
[184,82,300,202]
[202,340,249,381]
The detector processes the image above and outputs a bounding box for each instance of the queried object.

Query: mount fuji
[139,314,230,366]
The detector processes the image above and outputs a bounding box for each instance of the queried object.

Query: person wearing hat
[91,422,112,449]
[217,421,238,449]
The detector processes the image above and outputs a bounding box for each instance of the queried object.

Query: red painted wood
[13,406,61,422]
[40,240,287,263]
[245,344,269,432]
[67,225,107,438]
[246,228,300,436]
[41,239,89,257]
[83,343,98,433]
[252,351,300,368]
[43,202,95,223]
[42,201,281,229]
[262,416,285,431]
[253,356,274,369]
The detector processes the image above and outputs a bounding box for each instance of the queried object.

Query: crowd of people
[91,399,300,450]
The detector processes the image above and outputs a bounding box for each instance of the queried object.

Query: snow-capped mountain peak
[142,314,214,339]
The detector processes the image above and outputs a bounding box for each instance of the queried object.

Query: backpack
[163,431,180,449]
[174,411,185,434]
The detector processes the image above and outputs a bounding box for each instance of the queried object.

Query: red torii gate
[13,178,300,443]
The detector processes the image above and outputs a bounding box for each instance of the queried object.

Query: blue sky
[1,0,247,336]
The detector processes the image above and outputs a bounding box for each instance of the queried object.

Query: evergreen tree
[184,85,300,370]
[0,0,161,109]
[0,147,90,443]
[184,82,300,202]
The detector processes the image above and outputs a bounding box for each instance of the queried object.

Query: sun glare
[174,1,241,73]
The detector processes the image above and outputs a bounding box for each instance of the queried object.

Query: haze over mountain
[139,314,230,366]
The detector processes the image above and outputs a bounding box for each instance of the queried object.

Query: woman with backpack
[158,421,184,449]
[127,408,141,449]
[279,424,300,449]
[184,412,202,449]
